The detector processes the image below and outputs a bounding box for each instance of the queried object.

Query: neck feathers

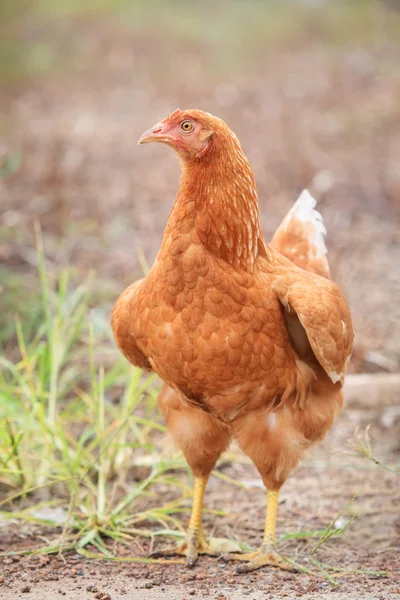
[176,131,262,271]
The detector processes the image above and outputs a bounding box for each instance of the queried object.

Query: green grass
[0,229,191,558]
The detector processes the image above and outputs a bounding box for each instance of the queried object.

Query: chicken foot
[150,476,223,566]
[222,490,295,573]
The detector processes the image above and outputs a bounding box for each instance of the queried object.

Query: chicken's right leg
[150,386,233,566]
[150,474,218,565]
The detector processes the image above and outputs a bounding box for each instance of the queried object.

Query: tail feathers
[285,190,327,256]
[270,190,331,279]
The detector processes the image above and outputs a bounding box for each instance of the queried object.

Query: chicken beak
[138,122,169,145]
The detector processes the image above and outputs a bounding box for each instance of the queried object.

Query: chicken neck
[161,134,265,272]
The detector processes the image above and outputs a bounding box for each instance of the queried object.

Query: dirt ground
[1,388,399,600]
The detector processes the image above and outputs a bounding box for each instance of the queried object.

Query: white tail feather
[283,189,328,258]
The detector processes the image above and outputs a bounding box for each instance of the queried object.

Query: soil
[1,395,399,600]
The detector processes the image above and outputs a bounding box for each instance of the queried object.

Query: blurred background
[1,0,400,366]
[0,2,399,589]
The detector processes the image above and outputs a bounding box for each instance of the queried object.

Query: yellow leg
[264,489,279,546]
[222,490,295,573]
[150,476,224,566]
[187,476,207,540]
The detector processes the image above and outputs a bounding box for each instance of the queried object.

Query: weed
[0,230,190,557]
[347,426,400,476]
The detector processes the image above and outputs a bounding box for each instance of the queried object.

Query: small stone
[21,585,31,593]
[181,574,196,583]
[87,584,98,592]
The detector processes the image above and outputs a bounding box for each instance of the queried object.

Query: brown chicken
[112,109,353,573]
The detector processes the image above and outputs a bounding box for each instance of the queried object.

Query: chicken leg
[223,490,294,573]
[150,476,223,566]
[151,386,238,565]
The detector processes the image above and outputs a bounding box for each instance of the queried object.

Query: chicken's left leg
[223,407,305,573]
[223,489,294,573]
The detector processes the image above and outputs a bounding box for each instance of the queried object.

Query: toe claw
[148,542,188,560]
[187,556,197,568]
[235,563,249,575]
[219,553,229,563]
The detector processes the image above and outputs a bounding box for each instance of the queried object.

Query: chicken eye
[180,120,194,133]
